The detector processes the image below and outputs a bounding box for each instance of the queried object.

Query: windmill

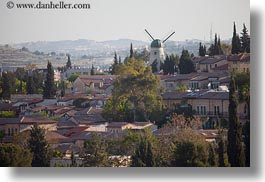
[145,29,175,71]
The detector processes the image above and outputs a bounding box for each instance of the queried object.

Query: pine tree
[0,72,16,99]
[227,76,245,167]
[240,23,250,53]
[28,125,51,167]
[232,22,241,54]
[66,55,72,69]
[130,43,134,58]
[60,80,66,97]
[43,61,56,99]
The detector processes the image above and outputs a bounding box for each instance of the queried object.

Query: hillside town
[0,23,250,167]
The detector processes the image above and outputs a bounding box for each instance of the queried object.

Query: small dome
[151,39,162,48]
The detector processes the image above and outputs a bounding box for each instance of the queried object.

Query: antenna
[144,29,155,41]
[162,32,175,43]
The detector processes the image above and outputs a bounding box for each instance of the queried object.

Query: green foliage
[208,34,223,56]
[175,85,187,92]
[43,61,56,99]
[227,76,245,167]
[53,150,64,158]
[208,143,218,167]
[71,151,77,167]
[0,130,5,142]
[218,137,230,167]
[232,22,241,54]
[103,57,162,122]
[26,75,35,94]
[110,51,122,75]
[199,42,207,56]
[28,125,51,167]
[0,143,32,167]
[90,64,96,75]
[66,55,72,69]
[130,43,134,58]
[0,111,16,118]
[163,54,179,75]
[171,140,209,167]
[243,121,250,167]
[0,72,16,99]
[67,73,81,82]
[73,98,89,108]
[84,133,110,167]
[178,49,194,74]
[131,131,156,167]
[240,23,250,53]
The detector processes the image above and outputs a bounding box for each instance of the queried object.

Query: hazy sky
[0,0,250,44]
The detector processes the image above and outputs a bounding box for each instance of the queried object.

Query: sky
[0,0,250,44]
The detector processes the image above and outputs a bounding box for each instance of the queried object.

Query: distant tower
[145,29,175,71]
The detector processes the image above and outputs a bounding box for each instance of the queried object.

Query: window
[154,51,157,55]
[201,106,203,115]
[197,106,200,114]
[214,106,220,115]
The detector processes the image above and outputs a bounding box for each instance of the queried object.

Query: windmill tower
[145,29,175,71]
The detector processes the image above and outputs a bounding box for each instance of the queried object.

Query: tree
[171,140,209,167]
[26,75,35,94]
[66,55,72,69]
[131,131,155,167]
[43,61,56,99]
[199,42,206,56]
[0,130,5,142]
[90,64,95,75]
[103,57,162,122]
[110,52,120,75]
[28,125,51,167]
[218,137,230,167]
[70,151,77,167]
[67,73,81,83]
[0,143,32,167]
[208,143,218,166]
[130,43,134,58]
[83,133,110,167]
[208,34,223,56]
[232,22,241,54]
[0,72,16,99]
[178,49,194,74]
[243,121,250,167]
[60,80,66,97]
[240,23,250,53]
[227,76,245,167]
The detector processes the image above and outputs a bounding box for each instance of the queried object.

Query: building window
[203,106,206,115]
[197,106,200,114]
[214,106,220,115]
[154,52,157,55]
[8,128,11,136]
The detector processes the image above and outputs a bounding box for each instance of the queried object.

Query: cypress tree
[232,22,241,54]
[43,61,56,99]
[199,42,205,56]
[26,75,35,94]
[208,143,218,166]
[227,76,245,167]
[218,137,230,167]
[130,43,134,58]
[240,23,250,53]
[66,55,72,69]
[90,64,95,75]
[179,49,194,74]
